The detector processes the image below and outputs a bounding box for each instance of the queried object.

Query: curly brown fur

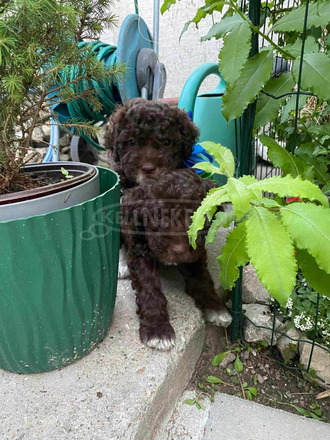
[121,169,231,351]
[105,99,199,189]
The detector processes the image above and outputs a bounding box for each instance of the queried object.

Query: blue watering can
[179,63,240,183]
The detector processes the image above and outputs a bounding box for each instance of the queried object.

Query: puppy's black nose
[141,163,156,174]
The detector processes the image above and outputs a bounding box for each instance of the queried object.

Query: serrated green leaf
[285,36,319,58]
[258,135,312,179]
[222,50,273,122]
[261,198,281,208]
[161,0,178,14]
[246,206,296,306]
[192,162,221,176]
[238,175,258,186]
[238,176,262,201]
[234,356,243,373]
[295,249,330,298]
[179,6,208,39]
[271,1,330,33]
[281,203,330,274]
[226,177,253,220]
[218,222,249,290]
[202,1,225,14]
[212,351,230,366]
[188,188,230,249]
[201,13,244,41]
[323,183,330,196]
[255,73,295,128]
[307,123,330,139]
[219,21,251,87]
[179,21,192,40]
[200,142,235,178]
[206,376,224,384]
[206,210,236,245]
[295,151,329,185]
[293,54,330,101]
[248,175,328,208]
[280,94,307,123]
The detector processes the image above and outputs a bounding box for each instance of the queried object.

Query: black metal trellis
[230,0,329,386]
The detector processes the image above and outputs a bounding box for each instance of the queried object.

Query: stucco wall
[101,0,223,98]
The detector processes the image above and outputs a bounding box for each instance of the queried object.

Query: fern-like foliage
[0,0,121,192]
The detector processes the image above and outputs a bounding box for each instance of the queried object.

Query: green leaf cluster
[188,143,330,306]
[165,0,330,145]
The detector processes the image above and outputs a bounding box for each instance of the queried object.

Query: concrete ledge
[204,393,330,440]
[0,267,205,440]
[159,392,330,440]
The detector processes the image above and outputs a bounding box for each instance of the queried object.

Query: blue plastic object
[183,144,219,175]
[179,63,239,158]
[116,14,153,102]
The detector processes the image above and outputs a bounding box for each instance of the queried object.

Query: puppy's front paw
[140,322,176,351]
[118,247,130,279]
[204,308,232,328]
[118,260,130,279]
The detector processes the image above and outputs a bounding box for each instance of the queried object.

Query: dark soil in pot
[0,162,97,205]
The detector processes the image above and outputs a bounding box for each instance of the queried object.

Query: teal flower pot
[0,167,120,374]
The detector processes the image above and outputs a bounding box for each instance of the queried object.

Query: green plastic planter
[0,167,120,374]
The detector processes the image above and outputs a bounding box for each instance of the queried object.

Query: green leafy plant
[188,142,330,306]
[0,0,123,193]
[162,0,330,190]
[208,346,258,401]
[266,397,324,421]
[162,0,330,119]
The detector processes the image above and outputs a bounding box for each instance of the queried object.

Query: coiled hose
[45,41,122,162]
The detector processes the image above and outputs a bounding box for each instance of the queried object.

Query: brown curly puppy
[121,169,232,351]
[105,98,199,189]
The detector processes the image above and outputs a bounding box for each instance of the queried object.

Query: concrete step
[0,267,206,440]
[158,391,330,440]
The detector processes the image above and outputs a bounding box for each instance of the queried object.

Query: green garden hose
[54,41,121,151]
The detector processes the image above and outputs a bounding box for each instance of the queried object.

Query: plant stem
[228,0,293,59]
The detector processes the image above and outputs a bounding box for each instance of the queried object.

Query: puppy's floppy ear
[174,108,200,159]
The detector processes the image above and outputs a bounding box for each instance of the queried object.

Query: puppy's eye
[163,139,173,147]
[126,139,137,147]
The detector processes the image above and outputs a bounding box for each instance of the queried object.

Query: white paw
[205,308,232,328]
[146,337,175,351]
[118,247,130,279]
